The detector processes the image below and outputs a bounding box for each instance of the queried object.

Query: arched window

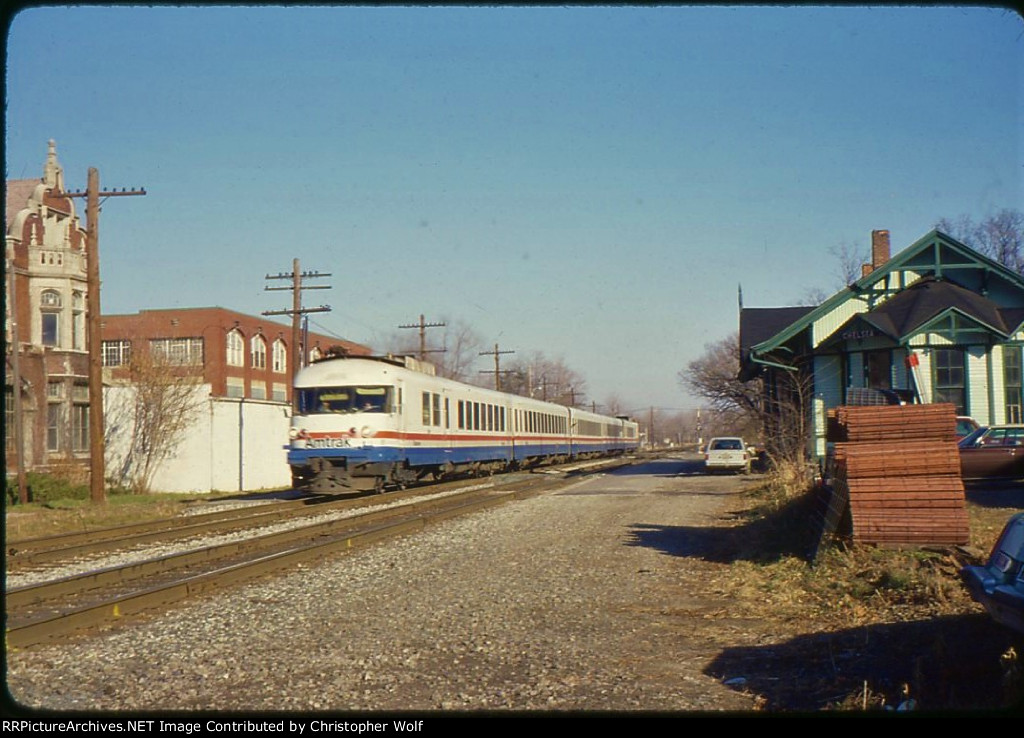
[272,339,287,373]
[251,334,267,369]
[40,289,62,347]
[72,291,85,350]
[226,329,244,367]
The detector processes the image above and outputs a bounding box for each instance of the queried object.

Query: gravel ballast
[7,460,757,713]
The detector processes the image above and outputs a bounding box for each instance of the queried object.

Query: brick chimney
[871,229,890,270]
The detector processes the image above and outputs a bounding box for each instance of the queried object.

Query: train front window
[298,386,393,414]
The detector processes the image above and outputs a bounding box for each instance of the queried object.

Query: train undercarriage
[292,450,622,495]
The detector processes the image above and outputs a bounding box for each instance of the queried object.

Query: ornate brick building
[5,141,91,476]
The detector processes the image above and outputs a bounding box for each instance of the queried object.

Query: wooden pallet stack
[830,404,970,546]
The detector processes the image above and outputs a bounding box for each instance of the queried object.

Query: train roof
[310,353,437,376]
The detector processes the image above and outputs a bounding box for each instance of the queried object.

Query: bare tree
[104,351,204,494]
[830,239,868,286]
[680,332,812,475]
[679,333,761,431]
[937,208,1024,274]
[602,393,626,416]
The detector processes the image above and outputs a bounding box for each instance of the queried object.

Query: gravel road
[7,457,760,714]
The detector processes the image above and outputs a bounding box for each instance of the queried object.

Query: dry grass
[713,472,1024,711]
[4,492,223,541]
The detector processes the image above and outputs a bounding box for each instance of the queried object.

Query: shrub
[6,471,90,506]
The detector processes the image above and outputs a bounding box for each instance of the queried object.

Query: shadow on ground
[705,612,1024,713]
[625,497,816,564]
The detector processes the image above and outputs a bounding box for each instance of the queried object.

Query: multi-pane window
[150,337,204,366]
[251,335,267,369]
[1005,346,1023,424]
[47,403,62,453]
[251,382,267,400]
[421,392,444,426]
[272,339,287,374]
[932,348,966,415]
[226,330,244,367]
[72,403,89,452]
[102,339,132,367]
[272,383,288,402]
[40,289,61,347]
[226,377,245,398]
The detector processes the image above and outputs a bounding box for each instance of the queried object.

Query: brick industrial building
[100,307,371,404]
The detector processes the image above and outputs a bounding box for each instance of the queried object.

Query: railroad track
[5,456,634,649]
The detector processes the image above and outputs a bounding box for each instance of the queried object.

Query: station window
[251,335,267,370]
[226,329,244,367]
[272,339,287,374]
[102,339,132,367]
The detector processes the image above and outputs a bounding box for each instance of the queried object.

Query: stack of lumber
[831,403,958,443]
[831,404,969,546]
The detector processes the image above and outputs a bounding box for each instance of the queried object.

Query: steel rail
[5,467,597,649]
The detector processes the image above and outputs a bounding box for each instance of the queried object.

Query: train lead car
[287,355,639,494]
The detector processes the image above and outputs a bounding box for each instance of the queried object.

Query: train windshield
[297,386,393,415]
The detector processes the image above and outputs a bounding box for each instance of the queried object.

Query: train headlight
[361,426,375,438]
[288,427,300,440]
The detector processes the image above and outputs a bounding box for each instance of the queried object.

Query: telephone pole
[65,168,146,504]
[398,314,446,361]
[478,343,514,391]
[263,259,331,380]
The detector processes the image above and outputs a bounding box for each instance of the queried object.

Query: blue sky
[6,5,1022,412]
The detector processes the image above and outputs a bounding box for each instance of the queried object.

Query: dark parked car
[961,512,1024,635]
[958,425,1024,481]
[955,415,980,440]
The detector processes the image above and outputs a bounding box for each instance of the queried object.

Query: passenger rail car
[287,355,639,493]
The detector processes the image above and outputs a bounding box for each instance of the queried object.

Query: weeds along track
[6,459,631,649]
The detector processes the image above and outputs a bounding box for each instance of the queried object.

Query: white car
[704,437,750,474]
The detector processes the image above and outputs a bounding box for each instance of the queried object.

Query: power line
[262,258,331,379]
[478,343,515,391]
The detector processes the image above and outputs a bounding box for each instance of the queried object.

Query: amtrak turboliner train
[287,355,639,493]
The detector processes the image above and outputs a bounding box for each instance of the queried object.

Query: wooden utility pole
[66,169,146,504]
[478,343,514,391]
[263,259,331,385]
[398,314,446,361]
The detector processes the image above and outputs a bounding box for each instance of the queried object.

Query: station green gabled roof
[748,229,1024,357]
